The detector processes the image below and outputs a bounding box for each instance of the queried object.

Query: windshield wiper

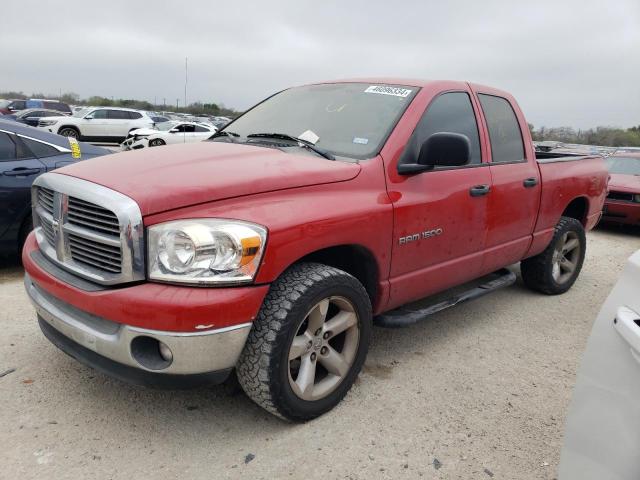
[246,133,335,160]
[210,130,240,143]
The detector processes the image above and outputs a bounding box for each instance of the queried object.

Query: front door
[0,131,45,239]
[387,90,491,309]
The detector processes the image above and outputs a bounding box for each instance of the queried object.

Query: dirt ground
[1,226,639,480]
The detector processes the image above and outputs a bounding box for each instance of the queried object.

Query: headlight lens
[39,120,58,126]
[148,219,267,285]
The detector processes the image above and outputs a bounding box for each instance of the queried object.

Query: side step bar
[374,269,517,328]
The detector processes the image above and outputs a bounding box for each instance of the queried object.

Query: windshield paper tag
[298,130,319,145]
[353,137,369,145]
[364,85,412,98]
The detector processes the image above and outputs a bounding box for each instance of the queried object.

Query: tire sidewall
[149,139,165,147]
[545,219,586,293]
[59,127,78,138]
[272,277,372,419]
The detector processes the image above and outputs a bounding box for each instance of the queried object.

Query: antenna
[184,57,188,143]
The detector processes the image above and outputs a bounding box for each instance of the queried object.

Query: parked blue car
[0,119,110,257]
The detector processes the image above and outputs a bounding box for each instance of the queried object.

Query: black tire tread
[236,262,371,421]
[520,216,586,295]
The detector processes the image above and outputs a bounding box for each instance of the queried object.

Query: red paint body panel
[600,159,640,226]
[22,234,269,332]
[144,156,394,314]
[603,201,640,225]
[24,78,609,332]
[56,142,361,216]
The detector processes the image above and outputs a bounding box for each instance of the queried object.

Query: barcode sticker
[364,85,412,98]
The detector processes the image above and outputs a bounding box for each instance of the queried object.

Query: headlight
[148,219,267,285]
[634,194,640,203]
[39,120,58,126]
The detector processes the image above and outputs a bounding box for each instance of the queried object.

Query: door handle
[469,184,491,197]
[614,306,640,361]
[3,168,41,177]
[523,177,539,188]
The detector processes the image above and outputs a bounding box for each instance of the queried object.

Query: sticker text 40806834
[364,85,413,98]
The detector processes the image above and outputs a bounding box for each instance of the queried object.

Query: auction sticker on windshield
[364,85,413,98]
[68,138,81,158]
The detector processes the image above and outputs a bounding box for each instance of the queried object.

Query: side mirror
[85,115,93,120]
[398,132,471,175]
[169,128,179,133]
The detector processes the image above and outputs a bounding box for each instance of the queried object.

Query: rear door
[473,90,541,272]
[0,131,45,238]
[105,109,132,138]
[559,250,640,479]
[387,90,492,307]
[192,125,213,142]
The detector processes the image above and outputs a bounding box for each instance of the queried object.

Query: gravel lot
[1,226,639,480]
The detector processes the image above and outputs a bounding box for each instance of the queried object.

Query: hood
[129,127,158,137]
[56,142,361,216]
[608,173,640,193]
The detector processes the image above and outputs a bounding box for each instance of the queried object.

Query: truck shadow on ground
[36,277,529,439]
[0,255,23,281]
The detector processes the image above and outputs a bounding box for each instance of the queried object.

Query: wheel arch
[57,125,80,135]
[280,244,380,308]
[561,196,589,226]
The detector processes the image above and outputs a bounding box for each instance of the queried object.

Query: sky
[1,0,638,129]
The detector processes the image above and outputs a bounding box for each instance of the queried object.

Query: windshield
[73,108,90,118]
[219,83,419,159]
[0,100,10,108]
[155,121,179,131]
[605,156,640,175]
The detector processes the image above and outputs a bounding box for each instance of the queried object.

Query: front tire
[58,127,79,139]
[149,138,165,147]
[521,216,586,295]
[236,262,372,422]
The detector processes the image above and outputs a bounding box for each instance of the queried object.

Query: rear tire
[521,216,586,295]
[236,262,372,422]
[58,127,79,139]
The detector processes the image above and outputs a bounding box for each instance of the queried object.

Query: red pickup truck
[22,79,607,421]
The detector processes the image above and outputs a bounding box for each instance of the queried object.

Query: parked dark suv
[26,99,72,115]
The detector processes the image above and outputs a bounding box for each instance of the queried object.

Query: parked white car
[120,121,216,150]
[559,249,640,479]
[37,107,154,143]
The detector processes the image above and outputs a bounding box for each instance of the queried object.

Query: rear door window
[478,94,525,163]
[107,110,130,120]
[0,132,17,161]
[128,111,142,119]
[20,137,60,158]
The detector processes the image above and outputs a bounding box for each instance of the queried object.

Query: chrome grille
[68,197,121,236]
[31,173,144,285]
[68,232,122,273]
[37,187,55,215]
[39,215,56,246]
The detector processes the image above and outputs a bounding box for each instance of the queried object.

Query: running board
[374,269,517,328]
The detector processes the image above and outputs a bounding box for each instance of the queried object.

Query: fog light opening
[130,336,173,370]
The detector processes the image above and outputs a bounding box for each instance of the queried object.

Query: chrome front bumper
[25,274,251,378]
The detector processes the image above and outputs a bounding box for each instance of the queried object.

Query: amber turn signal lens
[240,236,262,266]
